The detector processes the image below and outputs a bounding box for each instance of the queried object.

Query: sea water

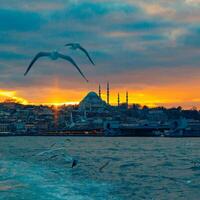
[0,137,200,200]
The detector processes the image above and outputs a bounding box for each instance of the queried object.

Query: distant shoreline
[1,134,200,138]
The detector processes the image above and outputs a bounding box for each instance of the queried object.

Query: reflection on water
[0,137,200,200]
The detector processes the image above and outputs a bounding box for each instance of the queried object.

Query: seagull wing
[36,147,65,156]
[78,46,95,66]
[58,53,89,82]
[24,52,50,76]
[65,43,74,47]
[99,161,110,172]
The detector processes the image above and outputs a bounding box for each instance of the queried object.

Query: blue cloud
[0,0,200,90]
[67,2,109,19]
[119,20,172,32]
[52,1,137,21]
[0,9,44,31]
[140,34,165,41]
[70,2,134,17]
[0,51,27,59]
[179,27,200,47]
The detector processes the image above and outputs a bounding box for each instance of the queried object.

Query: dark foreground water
[0,137,200,200]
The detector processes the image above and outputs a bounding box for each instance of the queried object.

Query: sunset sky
[0,0,200,108]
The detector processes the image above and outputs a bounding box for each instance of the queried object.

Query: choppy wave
[0,137,200,199]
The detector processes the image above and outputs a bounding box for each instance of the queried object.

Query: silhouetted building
[107,82,110,105]
[126,91,129,108]
[99,84,101,99]
[118,93,120,107]
[79,91,107,112]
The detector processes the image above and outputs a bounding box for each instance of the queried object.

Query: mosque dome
[79,91,107,110]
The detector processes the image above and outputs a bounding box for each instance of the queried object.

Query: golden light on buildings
[0,90,28,105]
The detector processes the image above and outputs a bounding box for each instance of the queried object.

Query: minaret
[98,84,101,99]
[69,112,75,128]
[70,112,74,124]
[83,103,87,119]
[118,93,120,107]
[84,109,87,119]
[107,82,110,105]
[126,91,129,108]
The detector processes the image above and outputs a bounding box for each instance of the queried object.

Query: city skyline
[0,0,200,108]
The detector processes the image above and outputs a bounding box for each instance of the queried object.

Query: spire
[107,82,110,105]
[70,112,74,124]
[126,91,129,108]
[118,93,120,107]
[83,104,87,119]
[98,84,101,99]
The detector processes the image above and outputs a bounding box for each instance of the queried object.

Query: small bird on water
[72,159,78,168]
[34,148,78,168]
[99,161,110,173]
[24,50,88,82]
[65,43,95,66]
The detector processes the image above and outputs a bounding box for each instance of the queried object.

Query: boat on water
[104,121,169,137]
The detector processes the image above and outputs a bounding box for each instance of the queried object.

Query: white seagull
[24,50,88,82]
[65,43,95,66]
[36,147,65,156]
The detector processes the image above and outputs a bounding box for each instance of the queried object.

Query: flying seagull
[35,147,65,156]
[65,43,95,66]
[24,51,88,82]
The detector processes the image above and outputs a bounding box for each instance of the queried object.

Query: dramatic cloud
[138,2,176,17]
[185,0,200,6]
[0,9,43,31]
[0,0,199,107]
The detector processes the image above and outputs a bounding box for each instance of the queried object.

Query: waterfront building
[25,123,37,133]
[15,120,25,132]
[0,123,11,133]
[148,109,167,122]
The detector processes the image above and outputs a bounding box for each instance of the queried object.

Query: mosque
[79,82,129,112]
[79,91,107,112]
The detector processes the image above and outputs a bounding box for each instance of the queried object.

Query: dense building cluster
[0,91,200,136]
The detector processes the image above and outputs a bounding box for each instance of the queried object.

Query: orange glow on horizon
[1,67,200,109]
[0,90,28,105]
[0,87,199,109]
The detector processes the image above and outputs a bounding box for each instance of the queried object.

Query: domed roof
[79,91,107,109]
[80,92,101,104]
[86,92,99,98]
